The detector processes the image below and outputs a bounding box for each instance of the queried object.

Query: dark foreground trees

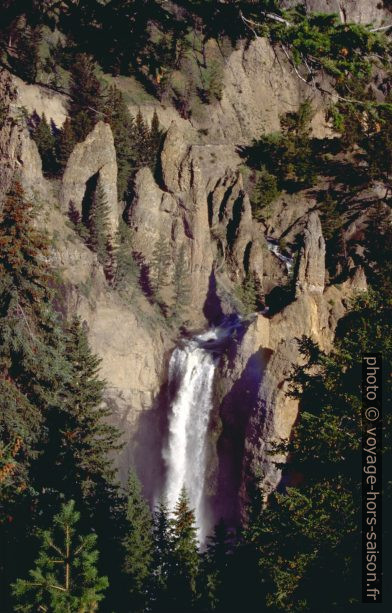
[12,500,108,612]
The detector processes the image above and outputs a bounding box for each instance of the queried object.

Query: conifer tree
[0,182,69,423]
[104,85,136,200]
[172,244,190,320]
[69,53,104,142]
[56,117,76,172]
[33,114,56,175]
[12,500,108,612]
[12,22,41,83]
[200,519,233,612]
[114,219,139,291]
[152,499,172,611]
[150,234,171,303]
[319,191,343,241]
[168,487,200,611]
[88,183,112,265]
[248,283,392,611]
[68,202,89,241]
[134,109,151,168]
[148,109,163,170]
[0,182,71,609]
[236,273,262,314]
[122,470,154,613]
[251,167,280,220]
[36,316,121,517]
[103,238,116,285]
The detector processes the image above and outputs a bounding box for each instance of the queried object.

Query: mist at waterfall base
[162,315,243,545]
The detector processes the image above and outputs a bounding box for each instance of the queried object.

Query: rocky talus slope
[0,2,376,513]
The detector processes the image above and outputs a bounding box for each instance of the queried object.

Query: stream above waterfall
[162,315,243,544]
[266,237,294,273]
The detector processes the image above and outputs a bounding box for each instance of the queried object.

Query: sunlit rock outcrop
[61,121,119,236]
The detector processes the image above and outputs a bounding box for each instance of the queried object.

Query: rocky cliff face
[61,121,120,236]
[130,122,264,322]
[5,0,374,514]
[213,209,367,523]
[0,69,47,204]
[282,0,392,26]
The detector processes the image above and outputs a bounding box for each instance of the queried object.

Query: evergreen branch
[15,302,36,341]
[47,539,65,558]
[74,541,87,556]
[370,24,392,33]
[281,44,310,86]
[29,581,67,592]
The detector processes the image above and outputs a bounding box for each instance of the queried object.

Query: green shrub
[248,101,317,190]
[250,168,281,220]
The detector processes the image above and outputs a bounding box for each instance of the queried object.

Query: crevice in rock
[226,192,244,249]
[218,183,234,222]
[207,191,214,227]
[243,240,253,274]
[81,171,99,226]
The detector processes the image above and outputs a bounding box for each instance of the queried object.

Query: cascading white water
[162,317,242,544]
[266,237,294,273]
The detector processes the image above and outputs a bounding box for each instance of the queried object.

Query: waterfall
[162,317,242,543]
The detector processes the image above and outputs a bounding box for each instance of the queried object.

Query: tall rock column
[295,210,326,296]
[61,121,119,236]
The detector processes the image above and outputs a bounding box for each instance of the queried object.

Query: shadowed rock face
[61,121,119,236]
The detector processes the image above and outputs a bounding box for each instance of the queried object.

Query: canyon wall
[3,0,381,513]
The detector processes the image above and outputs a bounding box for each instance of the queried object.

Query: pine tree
[200,519,233,612]
[56,117,76,172]
[320,191,343,241]
[12,22,41,83]
[12,500,108,612]
[122,470,154,613]
[172,244,190,320]
[148,109,163,170]
[250,167,281,220]
[150,234,171,303]
[114,219,139,291]
[0,181,69,417]
[152,500,172,611]
[0,182,71,609]
[69,53,104,142]
[32,114,56,175]
[68,202,89,241]
[280,100,316,187]
[236,273,262,314]
[249,284,392,611]
[168,487,200,611]
[0,380,39,506]
[135,109,151,168]
[103,238,116,285]
[88,183,112,265]
[35,316,121,516]
[103,85,136,200]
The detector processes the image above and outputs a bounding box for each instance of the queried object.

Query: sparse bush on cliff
[246,101,317,191]
[250,167,281,220]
